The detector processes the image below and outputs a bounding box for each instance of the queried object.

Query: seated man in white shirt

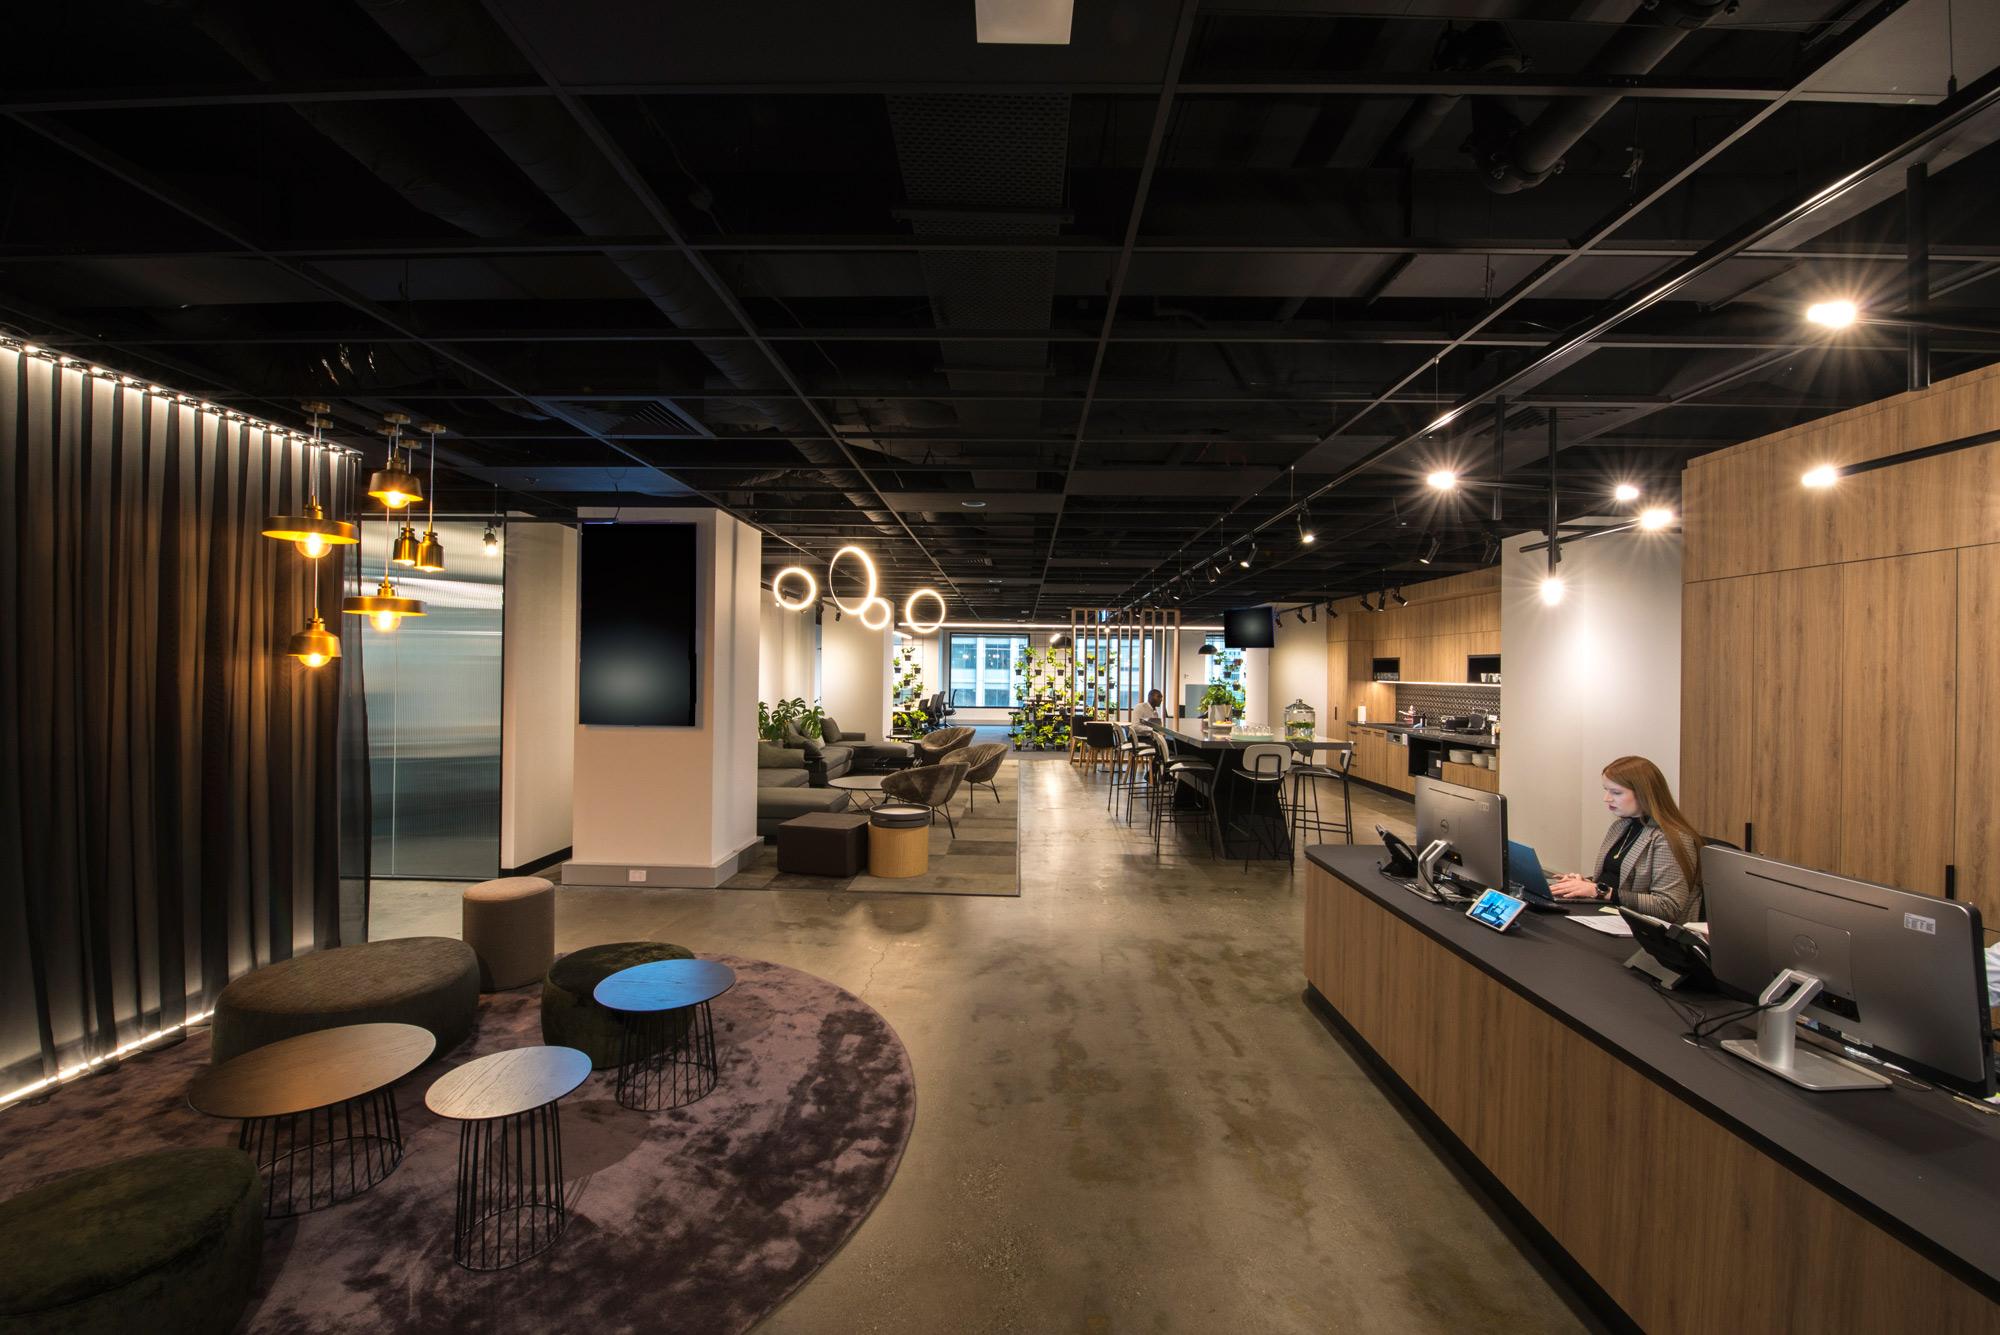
[1134,688,1166,734]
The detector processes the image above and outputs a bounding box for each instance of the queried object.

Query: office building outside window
[948,632,1029,707]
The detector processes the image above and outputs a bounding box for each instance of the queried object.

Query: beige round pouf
[462,876,556,991]
[868,804,930,879]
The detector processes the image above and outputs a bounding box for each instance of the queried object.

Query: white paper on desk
[1567,913,1634,938]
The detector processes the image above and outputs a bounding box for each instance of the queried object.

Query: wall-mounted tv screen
[578,524,698,727]
[1223,606,1275,649]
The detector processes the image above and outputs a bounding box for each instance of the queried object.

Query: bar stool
[1079,720,1117,777]
[1226,742,1294,871]
[1150,730,1217,857]
[1067,712,1092,766]
[1106,723,1145,815]
[1287,743,1355,848]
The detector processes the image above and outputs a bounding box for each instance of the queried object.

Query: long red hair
[1602,755,1702,890]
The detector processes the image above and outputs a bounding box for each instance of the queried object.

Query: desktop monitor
[1222,606,1275,649]
[1414,777,1507,891]
[1705,846,1993,1097]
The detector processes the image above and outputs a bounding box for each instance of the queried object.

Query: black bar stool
[1287,743,1355,848]
[1149,731,1217,857]
[1226,742,1295,871]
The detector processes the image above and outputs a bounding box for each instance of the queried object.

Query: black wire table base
[452,1099,567,1271]
[613,1001,719,1111]
[238,1086,403,1218]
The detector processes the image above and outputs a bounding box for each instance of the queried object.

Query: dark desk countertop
[1348,721,1499,750]
[1305,844,2000,1296]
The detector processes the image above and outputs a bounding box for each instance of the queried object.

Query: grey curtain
[0,348,366,1091]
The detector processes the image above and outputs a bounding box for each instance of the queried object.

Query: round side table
[187,1022,435,1218]
[868,803,931,878]
[592,959,737,1111]
[424,1045,591,1271]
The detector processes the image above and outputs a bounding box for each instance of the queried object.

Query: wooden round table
[592,960,737,1111]
[187,1022,434,1217]
[425,1046,591,1270]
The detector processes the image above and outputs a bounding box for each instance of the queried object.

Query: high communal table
[1155,724,1351,859]
[186,1022,435,1218]
[1303,844,2000,1335]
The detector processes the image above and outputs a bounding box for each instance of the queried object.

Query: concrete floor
[372,747,1594,1334]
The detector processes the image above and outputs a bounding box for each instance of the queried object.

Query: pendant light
[287,517,341,669]
[482,485,501,557]
[261,403,357,557]
[415,422,447,571]
[391,519,421,566]
[366,413,422,510]
[343,508,426,631]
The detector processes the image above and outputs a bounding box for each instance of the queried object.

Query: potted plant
[1199,683,1241,728]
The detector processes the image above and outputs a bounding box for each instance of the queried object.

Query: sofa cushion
[758,742,805,769]
[819,715,846,743]
[758,768,808,789]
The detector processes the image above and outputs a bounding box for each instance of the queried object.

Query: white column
[566,510,763,888]
[820,602,893,739]
[500,521,578,871]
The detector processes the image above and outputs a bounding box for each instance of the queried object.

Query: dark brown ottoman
[210,937,480,1064]
[776,811,872,876]
[541,940,696,1068]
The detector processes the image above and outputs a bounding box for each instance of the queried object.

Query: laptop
[1505,840,1571,913]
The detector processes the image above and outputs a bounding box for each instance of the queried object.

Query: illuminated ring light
[773,565,818,611]
[827,544,878,616]
[858,595,893,631]
[902,587,946,634]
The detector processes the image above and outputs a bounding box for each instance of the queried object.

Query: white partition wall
[759,598,816,705]
[500,521,578,871]
[565,510,762,888]
[820,603,893,740]
[1271,610,1329,729]
[1500,526,1684,872]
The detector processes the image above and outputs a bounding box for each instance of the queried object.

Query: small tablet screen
[1466,888,1526,932]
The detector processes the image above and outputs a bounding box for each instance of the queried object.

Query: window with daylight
[1204,633,1244,686]
[948,632,1029,707]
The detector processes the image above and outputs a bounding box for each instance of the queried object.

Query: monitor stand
[1720,969,1889,1092]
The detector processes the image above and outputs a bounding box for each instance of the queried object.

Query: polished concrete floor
[372,748,1593,1334]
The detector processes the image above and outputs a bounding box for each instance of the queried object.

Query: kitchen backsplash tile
[1395,683,1500,723]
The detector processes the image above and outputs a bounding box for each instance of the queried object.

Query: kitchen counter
[1349,721,1499,751]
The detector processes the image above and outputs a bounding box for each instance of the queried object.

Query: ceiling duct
[887,93,1070,444]
[350,0,890,527]
[1466,0,1732,194]
[1378,21,1523,168]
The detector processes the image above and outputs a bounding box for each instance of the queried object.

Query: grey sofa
[758,742,852,838]
[781,723,854,785]
[820,715,914,773]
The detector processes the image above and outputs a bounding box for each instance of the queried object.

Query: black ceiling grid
[0,0,1995,615]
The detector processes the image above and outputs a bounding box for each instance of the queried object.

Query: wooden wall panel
[1304,868,1998,1335]
[1838,551,1957,896]
[1955,544,2000,926]
[1680,578,1756,847]
[1750,566,1842,871]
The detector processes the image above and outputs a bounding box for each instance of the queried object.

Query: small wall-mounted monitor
[1371,657,1401,682]
[1223,606,1275,649]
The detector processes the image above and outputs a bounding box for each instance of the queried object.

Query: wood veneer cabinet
[1681,363,2000,922]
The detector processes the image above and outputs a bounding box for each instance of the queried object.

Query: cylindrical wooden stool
[868,804,931,878]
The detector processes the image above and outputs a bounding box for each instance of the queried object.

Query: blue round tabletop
[593,958,737,1014]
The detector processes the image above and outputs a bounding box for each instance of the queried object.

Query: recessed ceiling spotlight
[1613,482,1641,502]
[1639,506,1675,531]
[1805,299,1859,329]
[1426,469,1457,490]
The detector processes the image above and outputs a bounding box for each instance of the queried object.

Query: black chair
[1149,731,1217,857]
[1287,743,1355,848]
[1079,721,1117,777]
[1226,742,1294,871]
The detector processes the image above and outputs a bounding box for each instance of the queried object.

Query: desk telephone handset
[1376,826,1418,878]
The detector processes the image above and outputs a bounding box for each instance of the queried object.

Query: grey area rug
[732,756,1022,897]
[0,955,915,1335]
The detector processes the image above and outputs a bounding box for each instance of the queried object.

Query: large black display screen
[578,524,698,727]
[1223,605,1275,649]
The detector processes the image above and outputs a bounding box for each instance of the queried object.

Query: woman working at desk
[1549,755,1703,923]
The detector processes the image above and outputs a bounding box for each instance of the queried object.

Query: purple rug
[0,954,915,1334]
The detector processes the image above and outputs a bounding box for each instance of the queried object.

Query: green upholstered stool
[0,1147,262,1335]
[210,936,481,1064]
[541,941,695,1068]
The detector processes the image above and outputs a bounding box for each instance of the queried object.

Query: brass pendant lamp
[366,412,422,510]
[342,506,426,632]
[261,403,358,558]
[414,422,447,572]
[482,486,501,558]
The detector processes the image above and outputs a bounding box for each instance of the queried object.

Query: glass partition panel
[361,519,504,878]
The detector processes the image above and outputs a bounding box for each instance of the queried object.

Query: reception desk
[1304,846,2000,1334]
